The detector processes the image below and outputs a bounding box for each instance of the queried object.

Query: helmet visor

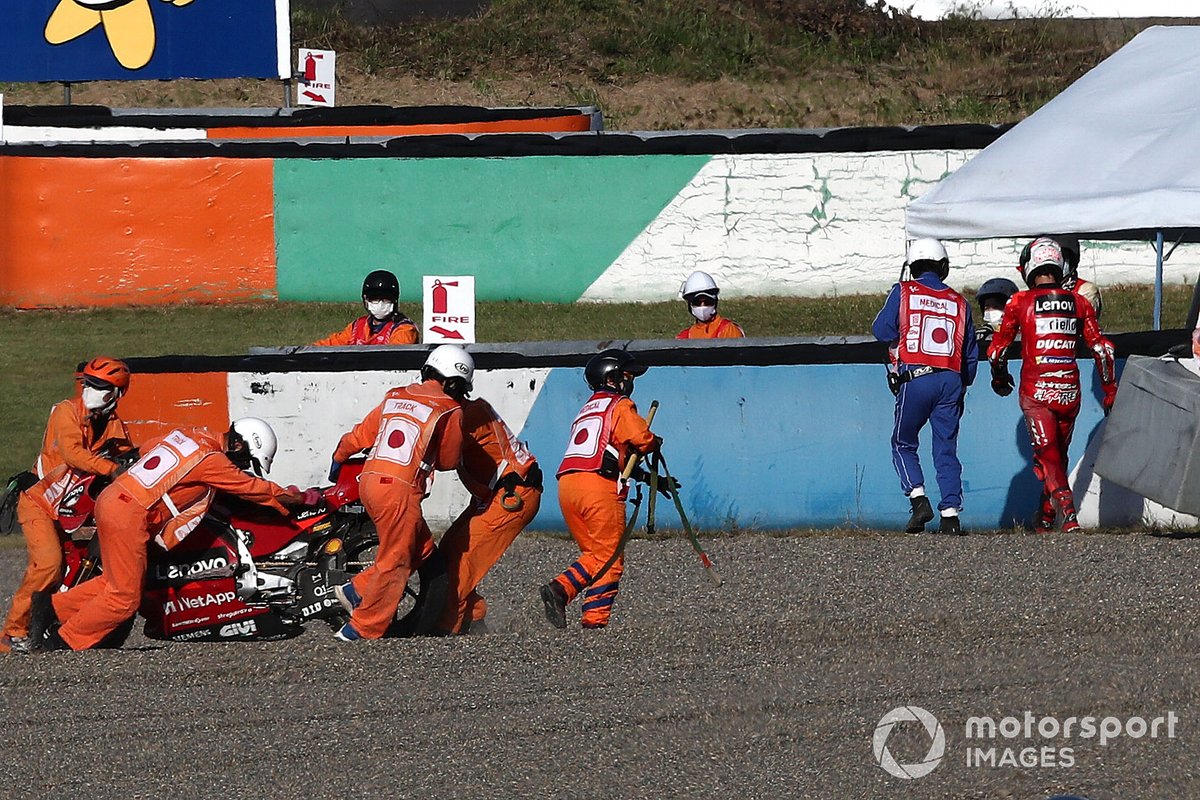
[81,374,117,392]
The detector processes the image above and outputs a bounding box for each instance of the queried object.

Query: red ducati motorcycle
[55,456,445,643]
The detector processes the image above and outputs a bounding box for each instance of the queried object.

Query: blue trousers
[891,370,965,511]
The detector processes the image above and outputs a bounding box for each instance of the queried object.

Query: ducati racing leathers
[987,287,1115,528]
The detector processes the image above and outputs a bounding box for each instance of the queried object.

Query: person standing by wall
[873,239,979,534]
[974,277,1019,349]
[676,271,745,340]
[988,238,1116,532]
[313,269,420,346]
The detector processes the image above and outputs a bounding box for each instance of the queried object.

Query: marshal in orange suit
[30,419,306,652]
[2,357,134,655]
[329,345,470,642]
[437,397,542,634]
[540,349,656,630]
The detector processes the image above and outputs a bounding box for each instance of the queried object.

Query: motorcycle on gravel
[53,455,447,643]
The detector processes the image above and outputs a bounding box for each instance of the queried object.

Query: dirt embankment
[2,4,1192,130]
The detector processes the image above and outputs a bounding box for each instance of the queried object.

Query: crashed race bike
[54,456,447,643]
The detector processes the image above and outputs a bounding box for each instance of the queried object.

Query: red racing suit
[987,287,1116,521]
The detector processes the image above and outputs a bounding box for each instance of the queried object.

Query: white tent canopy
[906,26,1200,242]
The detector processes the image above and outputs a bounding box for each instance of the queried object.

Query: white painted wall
[226,367,550,531]
[581,151,1200,302]
[0,126,207,144]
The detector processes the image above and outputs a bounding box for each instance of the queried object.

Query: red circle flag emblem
[574,429,589,445]
[931,327,949,344]
[144,456,161,470]
[388,430,406,448]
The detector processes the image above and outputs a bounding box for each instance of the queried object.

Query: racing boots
[905,494,935,533]
[1054,490,1082,533]
[1035,492,1057,532]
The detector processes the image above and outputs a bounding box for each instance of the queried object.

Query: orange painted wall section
[206,115,593,140]
[0,157,276,308]
[120,372,231,445]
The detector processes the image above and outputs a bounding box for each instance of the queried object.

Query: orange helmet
[80,357,131,392]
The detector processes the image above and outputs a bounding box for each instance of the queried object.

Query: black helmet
[362,270,400,303]
[584,349,646,396]
[976,277,1019,308]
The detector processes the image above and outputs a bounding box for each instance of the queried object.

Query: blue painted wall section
[517,361,1119,531]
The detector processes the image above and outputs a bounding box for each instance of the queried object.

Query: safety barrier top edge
[121,330,1185,374]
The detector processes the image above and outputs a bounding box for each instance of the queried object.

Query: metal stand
[283,78,292,109]
[62,82,72,105]
[1155,231,1165,331]
[1153,230,1186,331]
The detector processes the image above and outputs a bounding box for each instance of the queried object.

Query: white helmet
[423,344,475,394]
[229,417,278,476]
[680,270,719,299]
[905,238,950,280]
[906,238,948,265]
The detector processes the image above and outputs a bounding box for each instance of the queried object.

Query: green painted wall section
[273,156,710,303]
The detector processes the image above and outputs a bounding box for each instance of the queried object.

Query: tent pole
[1154,231,1164,331]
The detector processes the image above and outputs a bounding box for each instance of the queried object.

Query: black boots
[27,591,58,650]
[539,583,567,629]
[906,495,935,533]
[906,496,963,534]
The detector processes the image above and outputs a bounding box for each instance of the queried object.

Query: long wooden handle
[621,400,659,480]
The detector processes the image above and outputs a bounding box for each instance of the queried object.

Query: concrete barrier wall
[119,353,1182,531]
[4,129,1197,308]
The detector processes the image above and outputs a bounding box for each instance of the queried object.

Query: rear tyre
[95,616,135,649]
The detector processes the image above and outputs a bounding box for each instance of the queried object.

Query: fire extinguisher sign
[296,48,336,107]
[423,276,477,344]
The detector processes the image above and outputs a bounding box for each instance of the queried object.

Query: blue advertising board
[1,0,288,81]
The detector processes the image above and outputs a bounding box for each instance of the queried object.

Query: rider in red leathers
[988,238,1116,532]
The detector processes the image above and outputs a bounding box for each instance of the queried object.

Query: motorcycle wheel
[0,486,18,536]
[95,616,136,649]
[338,517,445,637]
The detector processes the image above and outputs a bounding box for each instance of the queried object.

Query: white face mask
[366,300,394,321]
[690,303,717,323]
[983,308,1005,331]
[82,385,117,413]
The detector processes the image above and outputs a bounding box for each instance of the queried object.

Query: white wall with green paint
[275,151,1200,304]
[580,150,1200,302]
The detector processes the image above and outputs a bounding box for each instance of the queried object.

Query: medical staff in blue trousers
[872,238,979,534]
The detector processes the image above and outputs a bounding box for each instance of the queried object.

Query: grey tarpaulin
[1095,355,1200,515]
